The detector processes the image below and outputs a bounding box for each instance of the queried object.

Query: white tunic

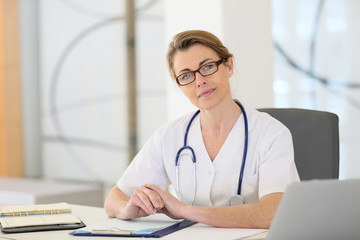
[117,104,300,206]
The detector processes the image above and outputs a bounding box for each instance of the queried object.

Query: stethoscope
[175,100,248,206]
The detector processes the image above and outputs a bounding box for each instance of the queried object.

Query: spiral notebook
[0,202,85,233]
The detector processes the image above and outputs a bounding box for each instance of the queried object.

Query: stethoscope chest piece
[229,195,244,206]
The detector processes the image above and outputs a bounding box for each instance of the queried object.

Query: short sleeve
[116,127,170,197]
[258,121,300,199]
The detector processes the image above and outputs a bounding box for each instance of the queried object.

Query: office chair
[258,108,339,180]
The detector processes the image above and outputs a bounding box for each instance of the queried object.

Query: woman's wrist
[180,204,195,220]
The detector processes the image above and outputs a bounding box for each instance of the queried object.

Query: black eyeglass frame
[175,59,226,86]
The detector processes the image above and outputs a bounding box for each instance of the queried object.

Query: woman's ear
[225,57,234,78]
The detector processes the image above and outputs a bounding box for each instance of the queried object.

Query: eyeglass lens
[176,61,221,86]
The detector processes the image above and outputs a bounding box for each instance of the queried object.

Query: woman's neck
[199,98,241,136]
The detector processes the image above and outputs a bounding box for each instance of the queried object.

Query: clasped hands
[122,184,186,220]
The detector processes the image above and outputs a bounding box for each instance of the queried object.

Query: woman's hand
[122,185,164,219]
[145,184,188,220]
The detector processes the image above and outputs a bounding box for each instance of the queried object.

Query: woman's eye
[203,63,215,71]
[181,73,193,81]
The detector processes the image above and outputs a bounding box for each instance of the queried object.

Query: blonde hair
[166,30,233,80]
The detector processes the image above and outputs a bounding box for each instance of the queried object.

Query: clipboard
[70,214,196,238]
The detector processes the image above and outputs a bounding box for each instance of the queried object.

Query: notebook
[0,202,85,233]
[266,178,360,240]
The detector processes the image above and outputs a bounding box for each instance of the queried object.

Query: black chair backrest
[258,108,339,180]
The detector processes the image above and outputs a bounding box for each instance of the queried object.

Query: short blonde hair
[167,30,234,79]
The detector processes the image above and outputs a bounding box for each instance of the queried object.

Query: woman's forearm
[104,185,130,219]
[146,184,282,229]
[180,193,282,229]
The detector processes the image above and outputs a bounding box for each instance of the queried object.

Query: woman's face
[173,44,234,111]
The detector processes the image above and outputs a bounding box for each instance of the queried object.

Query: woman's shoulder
[244,104,289,133]
[243,104,293,152]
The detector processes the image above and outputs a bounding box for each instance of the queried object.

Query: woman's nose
[195,72,207,87]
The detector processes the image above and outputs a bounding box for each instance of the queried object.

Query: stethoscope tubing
[175,110,200,166]
[175,100,248,204]
[236,102,248,195]
[175,110,199,205]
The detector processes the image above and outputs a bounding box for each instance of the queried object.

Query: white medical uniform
[117,104,300,206]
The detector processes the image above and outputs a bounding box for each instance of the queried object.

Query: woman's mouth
[198,88,215,98]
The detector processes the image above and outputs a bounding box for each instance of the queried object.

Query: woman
[104,30,299,229]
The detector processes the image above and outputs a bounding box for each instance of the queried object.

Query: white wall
[223,0,274,108]
[39,0,166,184]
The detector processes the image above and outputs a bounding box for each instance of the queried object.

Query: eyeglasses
[175,59,225,86]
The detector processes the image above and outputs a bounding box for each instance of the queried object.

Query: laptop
[266,178,360,240]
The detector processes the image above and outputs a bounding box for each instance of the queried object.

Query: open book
[0,202,85,233]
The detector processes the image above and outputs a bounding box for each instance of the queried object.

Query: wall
[272,0,360,179]
[39,0,166,184]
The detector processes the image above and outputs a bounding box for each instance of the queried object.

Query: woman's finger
[131,188,156,215]
[142,186,164,209]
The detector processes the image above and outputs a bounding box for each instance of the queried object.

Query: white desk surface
[0,204,267,240]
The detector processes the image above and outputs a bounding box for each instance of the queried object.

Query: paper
[174,223,267,240]
[0,214,81,228]
[240,231,268,239]
[0,202,71,217]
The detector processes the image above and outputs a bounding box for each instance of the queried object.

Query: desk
[0,205,267,240]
